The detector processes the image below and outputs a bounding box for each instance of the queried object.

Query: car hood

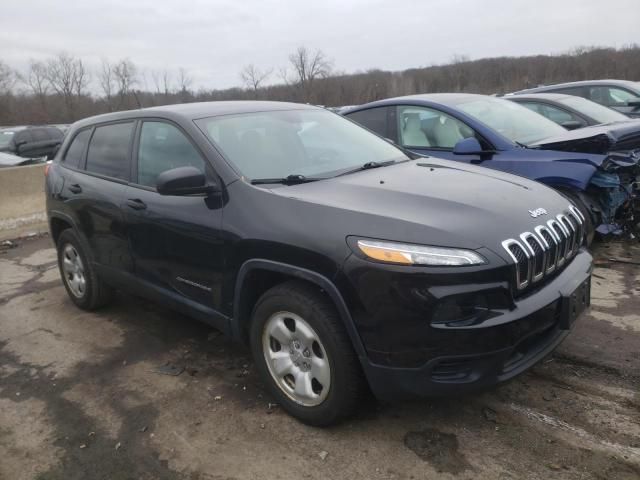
[532,120,640,155]
[0,151,42,167]
[271,159,575,253]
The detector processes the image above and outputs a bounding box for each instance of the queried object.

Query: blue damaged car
[342,94,640,241]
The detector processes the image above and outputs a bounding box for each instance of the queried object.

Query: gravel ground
[0,234,638,480]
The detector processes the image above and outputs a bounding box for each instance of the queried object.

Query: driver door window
[137,121,206,188]
[588,86,639,107]
[396,106,475,149]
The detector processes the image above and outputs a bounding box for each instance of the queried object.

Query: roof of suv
[73,101,318,129]
[507,93,575,101]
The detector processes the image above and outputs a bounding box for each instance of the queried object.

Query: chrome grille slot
[548,219,568,266]
[558,214,576,257]
[502,205,584,292]
[502,239,530,289]
[521,232,545,282]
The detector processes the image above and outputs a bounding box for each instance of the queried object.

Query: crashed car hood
[532,120,640,155]
[272,159,575,254]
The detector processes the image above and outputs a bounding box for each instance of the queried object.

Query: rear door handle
[126,198,147,210]
[68,184,82,194]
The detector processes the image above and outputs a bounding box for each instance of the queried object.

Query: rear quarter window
[62,129,91,169]
[85,122,134,181]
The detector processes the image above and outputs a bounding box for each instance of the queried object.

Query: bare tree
[240,64,272,97]
[26,60,49,97]
[113,59,137,108]
[99,59,115,110]
[177,68,193,93]
[45,53,89,118]
[287,46,332,101]
[0,61,17,94]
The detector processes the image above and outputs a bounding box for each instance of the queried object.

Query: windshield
[456,97,567,145]
[558,96,629,124]
[195,109,408,181]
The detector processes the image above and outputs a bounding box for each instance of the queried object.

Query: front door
[123,120,225,314]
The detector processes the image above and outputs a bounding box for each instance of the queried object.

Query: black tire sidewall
[249,286,358,426]
[56,229,96,309]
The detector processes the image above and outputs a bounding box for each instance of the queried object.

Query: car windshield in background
[456,97,567,145]
[559,96,629,124]
[195,109,408,181]
[0,131,14,147]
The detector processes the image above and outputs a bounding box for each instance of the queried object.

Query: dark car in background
[46,101,591,425]
[511,80,640,118]
[0,125,64,159]
[505,93,631,129]
[342,94,640,239]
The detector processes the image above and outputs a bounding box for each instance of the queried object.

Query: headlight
[356,239,486,266]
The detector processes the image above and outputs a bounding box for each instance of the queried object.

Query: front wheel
[249,281,366,426]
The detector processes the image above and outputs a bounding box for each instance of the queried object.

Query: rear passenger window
[346,107,388,138]
[63,129,91,169]
[137,122,205,188]
[86,122,134,180]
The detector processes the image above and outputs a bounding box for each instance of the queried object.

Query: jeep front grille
[502,205,584,291]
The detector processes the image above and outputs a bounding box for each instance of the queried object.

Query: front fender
[232,259,368,359]
[485,157,598,191]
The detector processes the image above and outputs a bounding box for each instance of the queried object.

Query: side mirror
[627,100,640,108]
[156,166,216,196]
[453,137,484,155]
[560,120,584,130]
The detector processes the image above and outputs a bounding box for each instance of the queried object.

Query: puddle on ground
[404,428,471,474]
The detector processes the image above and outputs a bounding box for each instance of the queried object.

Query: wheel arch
[232,259,367,359]
[49,211,77,245]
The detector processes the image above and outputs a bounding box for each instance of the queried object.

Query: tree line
[1,44,639,126]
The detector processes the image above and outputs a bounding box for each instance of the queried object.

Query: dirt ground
[0,234,638,480]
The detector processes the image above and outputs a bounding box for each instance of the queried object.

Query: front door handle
[68,184,82,194]
[126,198,147,210]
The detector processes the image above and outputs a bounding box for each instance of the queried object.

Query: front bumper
[344,249,592,400]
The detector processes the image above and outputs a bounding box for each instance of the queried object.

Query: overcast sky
[1,0,638,92]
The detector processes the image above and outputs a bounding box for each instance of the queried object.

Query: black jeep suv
[46,101,592,425]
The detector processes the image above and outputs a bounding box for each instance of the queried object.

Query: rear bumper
[358,249,592,400]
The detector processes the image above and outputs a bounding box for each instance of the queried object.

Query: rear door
[71,121,135,274]
[122,119,225,313]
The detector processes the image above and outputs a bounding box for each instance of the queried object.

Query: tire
[249,280,367,426]
[56,229,113,310]
[559,189,596,246]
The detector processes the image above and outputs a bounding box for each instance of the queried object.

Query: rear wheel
[249,280,366,426]
[56,229,113,310]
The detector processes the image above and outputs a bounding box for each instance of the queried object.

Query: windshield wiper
[335,159,399,177]
[515,141,539,149]
[250,174,324,185]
